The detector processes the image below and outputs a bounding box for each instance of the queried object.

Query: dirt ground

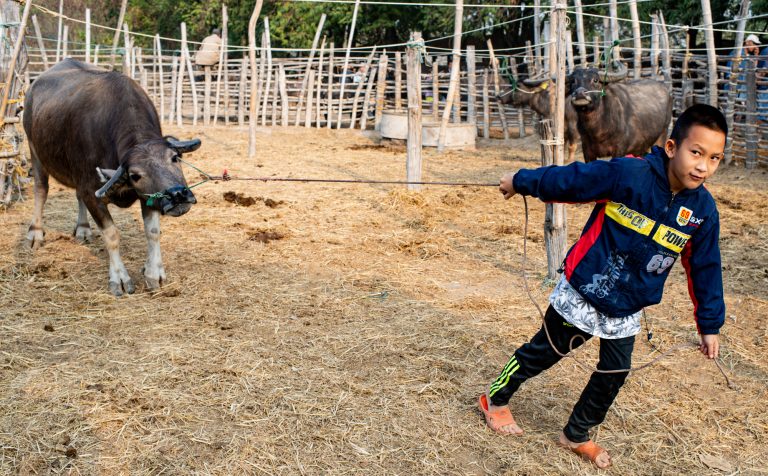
[1,124,767,475]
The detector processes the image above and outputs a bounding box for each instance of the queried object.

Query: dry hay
[0,125,766,475]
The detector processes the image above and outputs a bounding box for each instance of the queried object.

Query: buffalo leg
[568,142,578,163]
[140,202,165,290]
[73,197,93,242]
[81,195,135,296]
[26,158,48,249]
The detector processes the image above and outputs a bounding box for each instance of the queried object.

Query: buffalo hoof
[27,228,45,250]
[109,278,136,297]
[142,265,166,291]
[73,224,93,243]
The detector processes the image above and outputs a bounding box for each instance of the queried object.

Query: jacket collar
[646,145,701,196]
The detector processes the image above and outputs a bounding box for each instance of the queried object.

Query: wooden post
[305,69,316,127]
[511,57,525,138]
[566,30,574,73]
[175,34,185,125]
[270,69,278,126]
[169,56,178,123]
[55,0,63,63]
[0,0,32,127]
[629,0,642,78]
[609,0,619,62]
[482,68,490,139]
[395,51,403,112]
[406,32,423,191]
[337,0,361,129]
[725,0,750,164]
[533,0,542,72]
[659,12,672,86]
[360,54,378,130]
[248,0,265,158]
[326,42,335,129]
[543,21,551,74]
[487,39,509,140]
[156,35,164,121]
[62,24,68,59]
[438,0,464,152]
[31,15,49,70]
[85,8,91,63]
[111,0,127,68]
[180,23,199,126]
[526,41,536,75]
[745,65,758,168]
[238,56,247,126]
[260,20,273,126]
[700,0,718,106]
[122,23,130,76]
[279,64,289,126]
[295,14,326,126]
[466,45,476,124]
[256,34,266,125]
[573,0,587,66]
[650,15,659,77]
[316,39,325,128]
[213,4,229,126]
[204,67,212,125]
[593,35,600,67]
[544,2,568,281]
[350,48,377,129]
[374,52,388,131]
[432,61,439,121]
[94,45,100,66]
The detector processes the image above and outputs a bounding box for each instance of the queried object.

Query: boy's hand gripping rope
[519,196,736,388]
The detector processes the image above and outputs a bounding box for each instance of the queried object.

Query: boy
[479,104,727,469]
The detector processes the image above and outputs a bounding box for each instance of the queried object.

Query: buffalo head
[96,137,201,216]
[570,62,628,109]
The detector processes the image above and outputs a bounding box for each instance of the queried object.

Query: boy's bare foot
[478,394,523,435]
[559,432,611,468]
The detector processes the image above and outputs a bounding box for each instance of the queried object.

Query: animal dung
[223,192,285,208]
[247,230,286,243]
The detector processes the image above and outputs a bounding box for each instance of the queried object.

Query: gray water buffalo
[24,59,201,296]
[569,62,672,162]
[499,77,580,163]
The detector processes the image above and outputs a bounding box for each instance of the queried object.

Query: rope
[519,196,736,388]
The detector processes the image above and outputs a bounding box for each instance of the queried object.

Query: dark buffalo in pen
[23,58,201,296]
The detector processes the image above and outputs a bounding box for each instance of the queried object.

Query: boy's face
[664,124,725,193]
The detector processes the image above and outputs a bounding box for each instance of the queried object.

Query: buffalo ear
[95,165,127,198]
[166,137,201,154]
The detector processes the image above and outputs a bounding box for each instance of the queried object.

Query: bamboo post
[725,0,750,165]
[573,0,587,66]
[85,8,91,63]
[260,20,273,126]
[487,39,509,140]
[543,21,551,73]
[659,12,672,86]
[629,0,642,78]
[406,32,423,191]
[248,1,265,158]
[700,0,718,106]
[374,52,388,131]
[175,37,185,126]
[511,57,525,137]
[238,55,247,126]
[123,23,130,75]
[745,64,757,168]
[213,4,229,126]
[432,61,439,121]
[279,64,289,126]
[295,14,326,126]
[316,39,325,128]
[650,15,659,77]
[31,15,48,69]
[62,24,68,59]
[181,23,199,126]
[326,42,334,129]
[0,0,32,127]
[360,54,378,130]
[438,0,464,152]
[55,0,63,63]
[566,30,574,73]
[204,67,212,125]
[526,41,536,75]
[169,56,178,123]
[305,69,316,127]
[337,1,361,129]
[395,51,403,112]
[350,48,377,129]
[466,45,476,124]
[482,68,490,139]
[110,0,127,67]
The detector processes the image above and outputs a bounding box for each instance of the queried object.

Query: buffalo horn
[602,61,628,83]
[166,137,202,154]
[95,165,126,198]
[522,74,556,87]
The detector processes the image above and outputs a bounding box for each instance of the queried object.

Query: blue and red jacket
[513,146,725,334]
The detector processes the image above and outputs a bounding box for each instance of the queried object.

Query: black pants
[488,305,635,443]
